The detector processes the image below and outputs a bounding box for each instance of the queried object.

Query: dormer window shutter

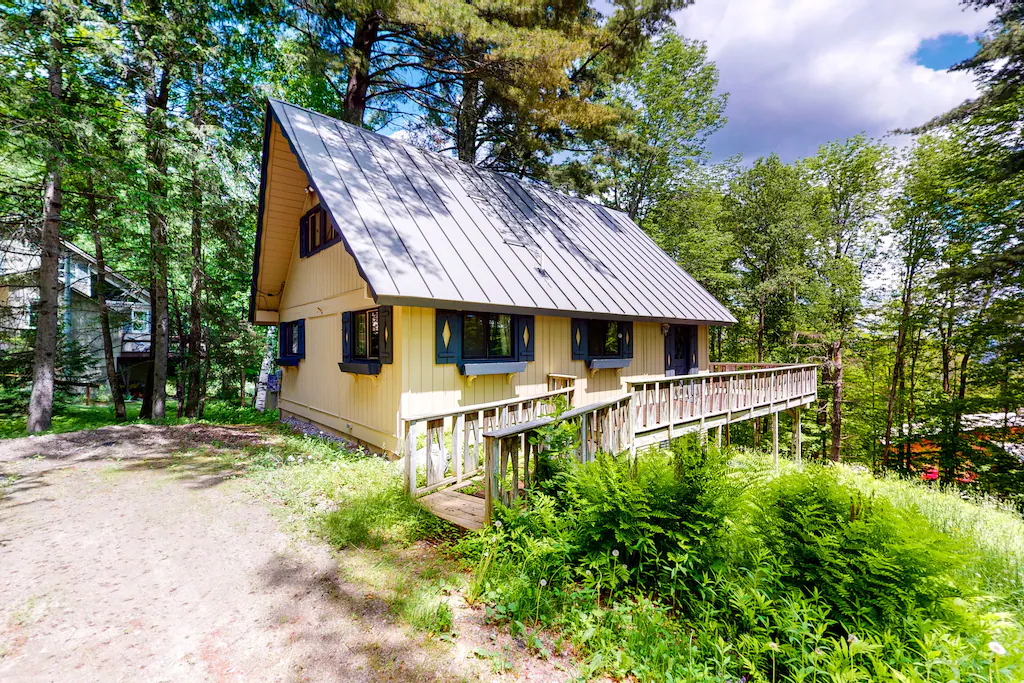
[299,214,309,257]
[571,319,587,360]
[379,306,393,364]
[341,312,353,363]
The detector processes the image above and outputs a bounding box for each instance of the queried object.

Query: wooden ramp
[418,489,485,530]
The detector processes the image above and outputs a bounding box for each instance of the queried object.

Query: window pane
[463,313,488,359]
[488,314,513,358]
[355,312,367,358]
[324,211,336,243]
[368,309,379,358]
[588,320,620,357]
[290,323,299,355]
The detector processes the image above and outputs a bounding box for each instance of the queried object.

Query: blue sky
[673,0,996,162]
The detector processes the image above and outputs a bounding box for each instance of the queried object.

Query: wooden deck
[418,488,485,530]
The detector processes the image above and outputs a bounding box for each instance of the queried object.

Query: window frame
[299,205,342,258]
[340,306,392,375]
[435,310,534,375]
[277,319,305,366]
[461,312,515,361]
[571,318,633,370]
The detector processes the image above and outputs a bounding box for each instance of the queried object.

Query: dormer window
[299,205,341,257]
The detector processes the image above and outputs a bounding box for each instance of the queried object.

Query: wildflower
[540,579,547,587]
[611,549,619,558]
[989,641,1007,656]
[494,520,502,529]
[847,634,858,644]
[768,641,778,651]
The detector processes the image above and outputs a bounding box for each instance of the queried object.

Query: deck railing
[627,364,818,439]
[481,394,634,523]
[402,386,576,497]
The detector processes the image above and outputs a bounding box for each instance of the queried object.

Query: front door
[666,325,698,376]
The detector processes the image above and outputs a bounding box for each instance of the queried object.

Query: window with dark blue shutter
[572,319,633,370]
[298,205,341,258]
[339,306,391,375]
[276,319,305,366]
[436,310,533,376]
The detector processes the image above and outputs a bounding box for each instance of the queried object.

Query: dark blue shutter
[299,214,309,257]
[516,315,535,362]
[279,322,286,358]
[435,310,460,364]
[622,321,633,359]
[379,306,393,364]
[571,319,588,360]
[296,319,306,359]
[341,312,353,362]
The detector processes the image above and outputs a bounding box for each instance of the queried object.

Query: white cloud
[674,0,995,161]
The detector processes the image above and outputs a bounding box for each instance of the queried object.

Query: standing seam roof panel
[466,166,590,313]
[398,142,541,308]
[359,130,495,307]
[277,105,399,297]
[507,180,637,317]
[375,135,517,307]
[261,99,736,325]
[507,180,640,317]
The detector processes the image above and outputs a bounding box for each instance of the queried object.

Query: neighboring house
[249,100,818,525]
[0,240,153,391]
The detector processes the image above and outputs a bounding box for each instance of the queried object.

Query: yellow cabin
[249,100,816,528]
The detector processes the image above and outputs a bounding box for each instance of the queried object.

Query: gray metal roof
[267,99,736,325]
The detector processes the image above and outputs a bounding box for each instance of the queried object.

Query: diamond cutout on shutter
[575,327,581,348]
[625,330,630,346]
[385,327,389,343]
[522,325,530,348]
[442,319,451,348]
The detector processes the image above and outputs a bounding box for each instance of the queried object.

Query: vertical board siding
[277,206,403,452]
[399,306,713,418]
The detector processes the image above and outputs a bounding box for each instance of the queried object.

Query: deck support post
[484,435,496,525]
[403,421,416,495]
[792,407,802,465]
[715,426,723,449]
[772,411,779,473]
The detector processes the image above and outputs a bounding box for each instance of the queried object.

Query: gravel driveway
[0,424,566,682]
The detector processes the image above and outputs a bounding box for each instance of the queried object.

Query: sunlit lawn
[0,399,278,439]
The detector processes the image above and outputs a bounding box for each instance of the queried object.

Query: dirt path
[0,425,569,682]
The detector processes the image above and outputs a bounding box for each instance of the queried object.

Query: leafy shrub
[752,465,962,631]
[460,436,1024,682]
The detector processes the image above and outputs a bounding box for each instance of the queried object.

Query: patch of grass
[0,399,279,439]
[244,431,466,637]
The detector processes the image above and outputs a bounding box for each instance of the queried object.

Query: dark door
[666,325,698,376]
